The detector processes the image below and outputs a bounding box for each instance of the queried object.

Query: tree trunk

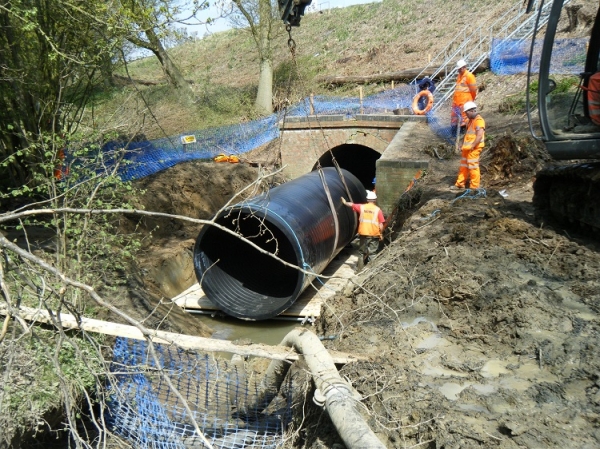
[256,57,274,114]
[315,59,490,86]
[146,29,191,91]
[129,28,193,95]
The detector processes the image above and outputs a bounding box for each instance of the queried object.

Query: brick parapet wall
[278,115,430,217]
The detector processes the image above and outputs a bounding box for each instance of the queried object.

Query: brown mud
[308,129,600,447]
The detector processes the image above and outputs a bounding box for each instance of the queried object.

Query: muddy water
[191,313,307,346]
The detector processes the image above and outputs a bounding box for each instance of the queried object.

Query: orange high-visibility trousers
[455,146,482,189]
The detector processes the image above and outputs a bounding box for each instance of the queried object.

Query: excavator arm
[278,0,313,26]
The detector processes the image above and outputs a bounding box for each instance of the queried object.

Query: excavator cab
[527,0,600,233]
[529,0,600,159]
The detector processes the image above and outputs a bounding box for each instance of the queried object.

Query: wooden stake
[359,86,364,114]
[455,118,462,155]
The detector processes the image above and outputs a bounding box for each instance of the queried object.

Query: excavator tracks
[533,162,600,236]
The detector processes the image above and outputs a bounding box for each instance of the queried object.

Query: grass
[86,0,526,140]
[497,75,580,114]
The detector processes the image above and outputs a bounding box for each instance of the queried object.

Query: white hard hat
[456,59,467,69]
[366,190,377,200]
[463,101,477,112]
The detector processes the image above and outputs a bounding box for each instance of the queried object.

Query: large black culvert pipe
[193,168,366,320]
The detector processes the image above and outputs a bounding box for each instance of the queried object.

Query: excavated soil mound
[305,134,600,448]
[130,160,272,300]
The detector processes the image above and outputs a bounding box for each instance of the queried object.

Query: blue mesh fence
[105,115,280,181]
[79,37,587,183]
[491,37,587,75]
[107,337,293,449]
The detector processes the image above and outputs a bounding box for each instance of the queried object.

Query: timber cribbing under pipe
[193,167,366,320]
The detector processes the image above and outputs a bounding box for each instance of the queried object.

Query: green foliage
[0,0,122,191]
[0,127,145,442]
[498,77,579,115]
[498,80,538,114]
[553,76,579,94]
[0,125,145,312]
[1,328,104,432]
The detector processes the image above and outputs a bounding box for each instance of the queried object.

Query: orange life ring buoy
[411,90,434,115]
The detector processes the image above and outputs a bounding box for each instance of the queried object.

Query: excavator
[527,0,600,233]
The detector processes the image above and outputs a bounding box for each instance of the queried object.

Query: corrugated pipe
[233,328,386,449]
[193,168,366,320]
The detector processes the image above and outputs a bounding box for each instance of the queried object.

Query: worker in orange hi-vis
[341,190,385,273]
[451,59,478,135]
[450,101,485,190]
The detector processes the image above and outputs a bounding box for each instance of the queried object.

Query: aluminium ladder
[410,0,571,112]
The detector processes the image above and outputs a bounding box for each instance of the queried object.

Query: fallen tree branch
[0,205,334,278]
[111,74,161,86]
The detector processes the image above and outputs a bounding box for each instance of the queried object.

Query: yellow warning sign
[181,135,197,144]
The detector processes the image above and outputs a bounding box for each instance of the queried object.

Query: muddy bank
[306,138,600,448]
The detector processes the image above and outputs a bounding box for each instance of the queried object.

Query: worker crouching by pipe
[342,190,385,273]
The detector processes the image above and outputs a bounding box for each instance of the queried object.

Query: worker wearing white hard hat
[451,59,478,135]
[341,190,385,272]
[451,101,486,190]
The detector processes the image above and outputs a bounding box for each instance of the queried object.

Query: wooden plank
[174,248,357,319]
[0,304,364,363]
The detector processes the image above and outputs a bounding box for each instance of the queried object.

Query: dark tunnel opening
[313,144,380,190]
[197,211,301,299]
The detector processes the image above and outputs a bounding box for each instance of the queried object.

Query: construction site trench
[129,108,600,448]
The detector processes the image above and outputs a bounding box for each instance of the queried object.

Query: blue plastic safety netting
[491,37,587,75]
[107,337,294,449]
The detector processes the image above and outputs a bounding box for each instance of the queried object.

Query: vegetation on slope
[92,0,518,139]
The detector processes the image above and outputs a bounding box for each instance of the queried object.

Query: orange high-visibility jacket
[453,70,477,107]
[588,72,600,126]
[357,203,383,237]
[462,115,485,151]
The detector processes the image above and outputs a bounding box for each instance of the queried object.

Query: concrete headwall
[278,115,430,218]
[376,121,429,216]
